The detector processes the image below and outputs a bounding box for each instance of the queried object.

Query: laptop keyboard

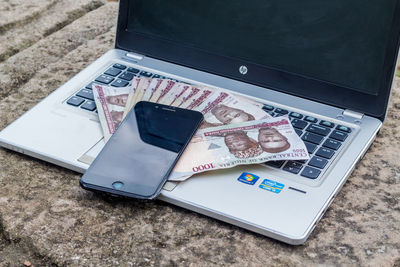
[65,63,171,113]
[261,104,353,180]
[66,63,353,181]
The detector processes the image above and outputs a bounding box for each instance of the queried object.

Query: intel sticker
[259,179,284,193]
[237,172,259,185]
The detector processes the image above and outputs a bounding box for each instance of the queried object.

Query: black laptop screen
[127,0,397,96]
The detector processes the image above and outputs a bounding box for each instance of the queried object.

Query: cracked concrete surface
[0,1,400,266]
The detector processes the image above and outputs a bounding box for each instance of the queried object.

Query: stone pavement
[0,1,399,266]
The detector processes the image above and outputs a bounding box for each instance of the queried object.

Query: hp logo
[239,65,248,75]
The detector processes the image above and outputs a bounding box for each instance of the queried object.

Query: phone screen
[80,101,203,199]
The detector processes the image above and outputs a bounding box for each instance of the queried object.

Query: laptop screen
[127,1,397,96]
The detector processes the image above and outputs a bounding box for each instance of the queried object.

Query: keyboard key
[308,156,328,169]
[139,71,153,77]
[76,89,94,100]
[285,161,303,169]
[304,116,318,123]
[67,96,85,106]
[274,108,289,115]
[320,120,334,128]
[306,124,331,136]
[95,74,114,84]
[291,119,308,130]
[152,74,161,78]
[85,81,98,90]
[301,166,321,179]
[295,129,303,136]
[336,125,352,133]
[302,132,324,145]
[80,100,96,111]
[267,111,275,117]
[127,67,140,73]
[119,71,135,81]
[265,160,285,168]
[289,112,303,119]
[304,141,317,154]
[330,130,348,141]
[113,63,127,70]
[104,67,122,77]
[111,79,129,87]
[323,139,341,150]
[283,164,301,174]
[262,104,274,111]
[316,147,335,159]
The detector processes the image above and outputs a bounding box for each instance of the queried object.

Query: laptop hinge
[126,52,144,60]
[342,109,364,120]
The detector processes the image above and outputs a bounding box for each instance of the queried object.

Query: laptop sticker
[237,172,259,185]
[259,179,284,193]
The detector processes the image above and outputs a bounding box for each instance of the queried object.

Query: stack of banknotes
[92,77,309,181]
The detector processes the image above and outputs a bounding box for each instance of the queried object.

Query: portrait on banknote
[210,104,255,124]
[110,111,124,129]
[258,127,290,153]
[223,131,263,159]
[105,94,129,107]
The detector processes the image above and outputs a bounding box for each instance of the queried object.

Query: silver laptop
[1,1,399,245]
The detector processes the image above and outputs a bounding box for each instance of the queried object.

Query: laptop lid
[115,0,400,121]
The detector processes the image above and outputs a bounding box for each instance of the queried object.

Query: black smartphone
[80,101,203,199]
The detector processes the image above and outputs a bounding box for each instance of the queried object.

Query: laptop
[1,1,399,245]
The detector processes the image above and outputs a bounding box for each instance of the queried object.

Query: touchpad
[78,138,105,165]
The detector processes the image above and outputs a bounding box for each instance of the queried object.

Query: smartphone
[80,101,203,199]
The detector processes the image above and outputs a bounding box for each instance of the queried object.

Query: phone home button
[112,181,124,190]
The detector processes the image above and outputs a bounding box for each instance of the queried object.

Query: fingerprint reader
[112,181,124,190]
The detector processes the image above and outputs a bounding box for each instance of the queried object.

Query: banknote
[185,87,214,110]
[178,86,202,108]
[123,78,151,118]
[121,77,141,119]
[158,83,182,105]
[149,79,176,103]
[168,116,309,181]
[179,86,214,109]
[132,78,151,106]
[234,93,265,109]
[142,78,164,102]
[193,89,272,130]
[92,84,131,141]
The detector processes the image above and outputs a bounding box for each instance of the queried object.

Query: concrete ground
[0,1,399,266]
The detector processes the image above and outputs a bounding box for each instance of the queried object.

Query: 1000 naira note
[168,116,309,181]
[92,84,132,141]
